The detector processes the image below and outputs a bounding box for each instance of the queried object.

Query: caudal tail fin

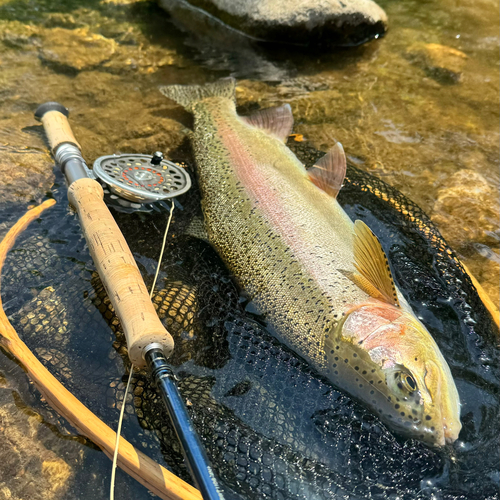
[159,77,236,111]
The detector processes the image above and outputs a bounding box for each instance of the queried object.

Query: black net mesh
[0,139,498,500]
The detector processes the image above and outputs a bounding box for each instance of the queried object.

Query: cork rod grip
[68,178,174,368]
[40,110,81,152]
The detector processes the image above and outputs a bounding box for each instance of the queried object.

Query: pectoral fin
[308,143,346,199]
[351,220,400,307]
[242,104,294,142]
[185,215,210,242]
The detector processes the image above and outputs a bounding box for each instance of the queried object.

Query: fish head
[334,301,461,447]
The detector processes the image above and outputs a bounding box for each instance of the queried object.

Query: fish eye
[396,372,417,393]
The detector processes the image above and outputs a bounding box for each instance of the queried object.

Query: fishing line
[150,200,175,299]
[110,199,175,500]
[110,367,134,500]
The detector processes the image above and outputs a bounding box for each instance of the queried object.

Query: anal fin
[351,220,400,307]
[308,143,346,199]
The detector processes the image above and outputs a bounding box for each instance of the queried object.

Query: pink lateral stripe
[217,118,336,300]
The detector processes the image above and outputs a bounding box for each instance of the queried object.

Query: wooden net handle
[39,109,81,152]
[68,178,174,367]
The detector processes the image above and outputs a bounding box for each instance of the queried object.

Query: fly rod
[35,102,224,500]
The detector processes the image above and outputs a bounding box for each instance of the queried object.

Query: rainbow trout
[160,78,461,446]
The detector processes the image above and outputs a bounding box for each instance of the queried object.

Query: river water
[0,0,498,499]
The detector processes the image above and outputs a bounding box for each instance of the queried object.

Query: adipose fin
[308,143,346,199]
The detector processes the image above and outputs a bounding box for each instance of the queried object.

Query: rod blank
[145,349,224,500]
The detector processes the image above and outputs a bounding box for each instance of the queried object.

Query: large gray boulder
[159,0,388,47]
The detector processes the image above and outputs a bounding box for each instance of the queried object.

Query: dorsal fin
[242,104,294,142]
[351,220,400,307]
[307,143,346,199]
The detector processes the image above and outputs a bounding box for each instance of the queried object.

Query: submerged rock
[432,169,500,307]
[406,43,468,84]
[39,27,116,72]
[159,0,388,47]
[0,398,72,500]
[0,117,54,204]
[431,169,500,249]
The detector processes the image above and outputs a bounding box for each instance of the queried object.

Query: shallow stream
[0,0,498,499]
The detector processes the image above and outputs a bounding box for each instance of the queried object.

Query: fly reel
[92,152,192,213]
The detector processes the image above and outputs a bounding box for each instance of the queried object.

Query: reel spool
[93,152,192,213]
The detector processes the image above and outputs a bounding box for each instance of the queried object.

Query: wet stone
[159,0,388,47]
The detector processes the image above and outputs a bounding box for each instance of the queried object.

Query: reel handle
[35,103,175,368]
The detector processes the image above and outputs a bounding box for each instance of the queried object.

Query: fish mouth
[421,398,461,447]
[428,360,462,447]
[442,412,461,445]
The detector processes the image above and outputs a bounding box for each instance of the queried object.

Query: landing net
[0,139,498,500]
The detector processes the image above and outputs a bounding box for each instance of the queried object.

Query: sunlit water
[0,0,498,498]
